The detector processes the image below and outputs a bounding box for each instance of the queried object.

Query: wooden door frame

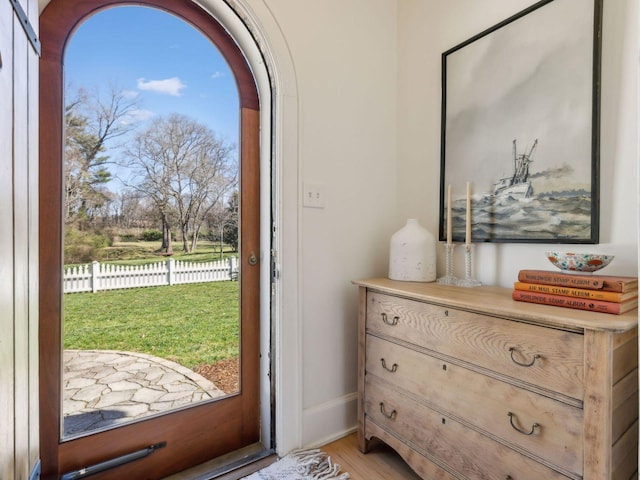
[39,1,261,478]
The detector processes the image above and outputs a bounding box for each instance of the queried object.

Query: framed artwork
[439,0,602,244]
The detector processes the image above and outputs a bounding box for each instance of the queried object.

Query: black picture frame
[439,0,602,244]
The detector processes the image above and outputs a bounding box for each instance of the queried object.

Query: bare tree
[122,113,237,254]
[64,85,140,227]
[123,135,176,254]
[188,153,237,253]
[114,189,156,229]
[207,201,234,258]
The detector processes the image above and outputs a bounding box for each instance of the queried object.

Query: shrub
[64,228,112,264]
[92,234,111,249]
[142,230,163,241]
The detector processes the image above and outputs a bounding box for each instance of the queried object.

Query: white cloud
[211,71,224,79]
[137,77,186,96]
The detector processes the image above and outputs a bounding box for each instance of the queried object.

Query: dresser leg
[583,330,613,479]
[357,428,371,453]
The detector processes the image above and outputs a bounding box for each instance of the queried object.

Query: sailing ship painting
[439,0,599,243]
[490,139,536,199]
[443,138,595,243]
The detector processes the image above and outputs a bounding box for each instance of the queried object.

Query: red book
[518,270,638,293]
[513,281,638,303]
[512,289,638,315]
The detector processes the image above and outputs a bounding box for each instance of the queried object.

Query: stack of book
[513,269,639,315]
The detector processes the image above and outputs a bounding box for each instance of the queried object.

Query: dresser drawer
[366,334,583,475]
[366,291,584,400]
[364,377,571,480]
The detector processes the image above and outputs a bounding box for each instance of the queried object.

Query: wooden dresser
[354,278,638,480]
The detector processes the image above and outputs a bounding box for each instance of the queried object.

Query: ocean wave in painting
[450,190,592,242]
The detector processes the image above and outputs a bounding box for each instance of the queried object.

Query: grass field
[63,281,239,368]
[95,240,235,265]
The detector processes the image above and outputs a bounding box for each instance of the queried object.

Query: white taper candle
[447,184,452,244]
[465,182,471,244]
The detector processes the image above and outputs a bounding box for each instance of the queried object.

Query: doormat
[242,449,350,480]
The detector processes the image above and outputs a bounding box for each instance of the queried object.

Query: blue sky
[65,5,240,145]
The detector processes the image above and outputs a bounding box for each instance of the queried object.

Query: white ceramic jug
[388,219,436,282]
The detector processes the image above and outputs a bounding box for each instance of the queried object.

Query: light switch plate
[303,183,325,208]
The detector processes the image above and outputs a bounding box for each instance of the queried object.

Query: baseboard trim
[302,392,358,448]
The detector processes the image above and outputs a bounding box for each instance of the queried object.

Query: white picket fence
[63,257,239,293]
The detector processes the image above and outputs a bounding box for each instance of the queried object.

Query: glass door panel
[61,6,241,439]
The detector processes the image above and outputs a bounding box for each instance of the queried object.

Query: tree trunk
[190,224,201,253]
[181,221,190,253]
[219,225,224,259]
[161,215,173,255]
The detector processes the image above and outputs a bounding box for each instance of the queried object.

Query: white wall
[259,0,399,446]
[397,0,639,286]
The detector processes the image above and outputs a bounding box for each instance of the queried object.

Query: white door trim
[198,0,301,455]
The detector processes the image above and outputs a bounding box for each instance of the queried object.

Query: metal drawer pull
[380,358,398,373]
[508,412,539,436]
[509,347,541,367]
[381,313,399,326]
[379,402,397,419]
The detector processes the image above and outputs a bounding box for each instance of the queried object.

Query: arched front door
[39,1,262,478]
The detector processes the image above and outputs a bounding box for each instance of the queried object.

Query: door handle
[248,252,258,266]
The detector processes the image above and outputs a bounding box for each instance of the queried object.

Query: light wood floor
[322,433,422,480]
[168,433,422,480]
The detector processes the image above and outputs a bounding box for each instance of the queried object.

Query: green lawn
[63,281,239,368]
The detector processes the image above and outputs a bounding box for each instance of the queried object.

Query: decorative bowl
[545,252,614,274]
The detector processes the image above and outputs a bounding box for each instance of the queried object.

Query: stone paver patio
[63,349,225,437]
